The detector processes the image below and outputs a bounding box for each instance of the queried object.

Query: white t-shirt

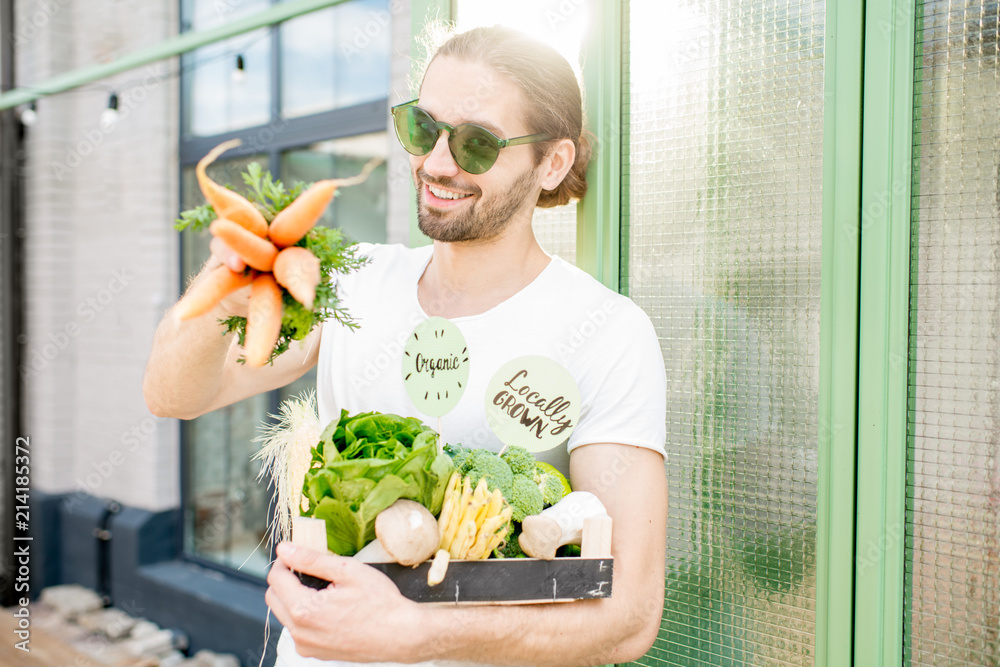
[276,242,666,667]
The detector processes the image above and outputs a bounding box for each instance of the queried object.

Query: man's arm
[265,443,667,665]
[143,256,320,420]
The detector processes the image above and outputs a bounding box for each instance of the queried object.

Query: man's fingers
[275,542,363,584]
[210,236,246,272]
[263,582,293,627]
[267,551,312,592]
[266,557,330,629]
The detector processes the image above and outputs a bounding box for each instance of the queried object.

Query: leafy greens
[301,410,456,556]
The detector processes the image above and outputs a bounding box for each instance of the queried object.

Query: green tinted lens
[451,125,500,174]
[396,105,439,155]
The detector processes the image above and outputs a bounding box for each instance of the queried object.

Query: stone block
[39,584,104,620]
[76,606,138,639]
[189,649,241,667]
[130,619,161,638]
[125,628,176,658]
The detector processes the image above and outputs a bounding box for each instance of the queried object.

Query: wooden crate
[297,556,613,604]
[292,514,614,604]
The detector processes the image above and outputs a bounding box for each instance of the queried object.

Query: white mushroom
[374,499,440,566]
[518,492,608,560]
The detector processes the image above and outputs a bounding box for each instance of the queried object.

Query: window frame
[176,0,390,580]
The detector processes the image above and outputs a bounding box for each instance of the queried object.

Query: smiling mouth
[425,183,473,202]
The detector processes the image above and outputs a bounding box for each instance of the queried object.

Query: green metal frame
[407,0,453,247]
[853,0,915,663]
[902,3,926,660]
[0,0,349,110]
[815,0,865,663]
[576,0,622,291]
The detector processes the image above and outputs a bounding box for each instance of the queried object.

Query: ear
[539,139,576,192]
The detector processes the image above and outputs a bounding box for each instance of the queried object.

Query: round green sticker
[484,356,581,453]
[401,317,470,417]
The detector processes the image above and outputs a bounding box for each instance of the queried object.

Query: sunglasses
[390,99,550,175]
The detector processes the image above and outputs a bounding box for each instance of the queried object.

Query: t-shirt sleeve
[567,300,667,458]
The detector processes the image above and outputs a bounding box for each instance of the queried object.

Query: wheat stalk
[253,389,321,549]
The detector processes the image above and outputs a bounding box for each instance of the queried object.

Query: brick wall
[16,0,180,511]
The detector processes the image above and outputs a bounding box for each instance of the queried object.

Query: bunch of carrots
[173,139,376,367]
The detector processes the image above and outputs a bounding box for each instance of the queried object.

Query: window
[178,0,391,578]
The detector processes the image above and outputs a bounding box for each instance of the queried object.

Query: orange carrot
[197,139,268,237]
[210,218,279,272]
[174,265,254,321]
[268,158,382,247]
[273,246,321,310]
[244,274,283,368]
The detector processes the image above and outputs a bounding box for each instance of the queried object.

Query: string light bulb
[232,54,246,84]
[100,92,120,129]
[19,102,38,127]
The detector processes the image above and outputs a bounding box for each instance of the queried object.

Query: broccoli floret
[462,449,514,496]
[508,475,544,522]
[537,474,566,506]
[500,445,535,476]
[443,443,472,470]
[535,463,571,507]
[494,525,527,559]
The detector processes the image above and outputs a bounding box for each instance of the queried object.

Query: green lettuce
[300,410,455,556]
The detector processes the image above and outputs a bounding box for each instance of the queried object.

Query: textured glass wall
[626,0,825,663]
[905,1,1000,664]
[532,206,577,265]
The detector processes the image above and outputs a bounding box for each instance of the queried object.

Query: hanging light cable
[232,54,246,84]
[100,92,120,128]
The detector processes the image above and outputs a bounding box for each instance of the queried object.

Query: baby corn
[428,472,514,585]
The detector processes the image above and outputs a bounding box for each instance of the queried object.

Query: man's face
[410,56,543,243]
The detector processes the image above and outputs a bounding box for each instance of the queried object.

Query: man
[144,26,667,666]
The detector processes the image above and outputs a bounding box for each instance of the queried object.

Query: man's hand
[211,235,247,274]
[265,543,421,662]
[143,238,320,420]
[204,237,254,318]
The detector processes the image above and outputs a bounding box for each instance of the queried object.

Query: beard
[415,167,539,243]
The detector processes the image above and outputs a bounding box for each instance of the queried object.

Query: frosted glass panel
[905,1,1000,664]
[626,0,825,663]
[281,0,391,117]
